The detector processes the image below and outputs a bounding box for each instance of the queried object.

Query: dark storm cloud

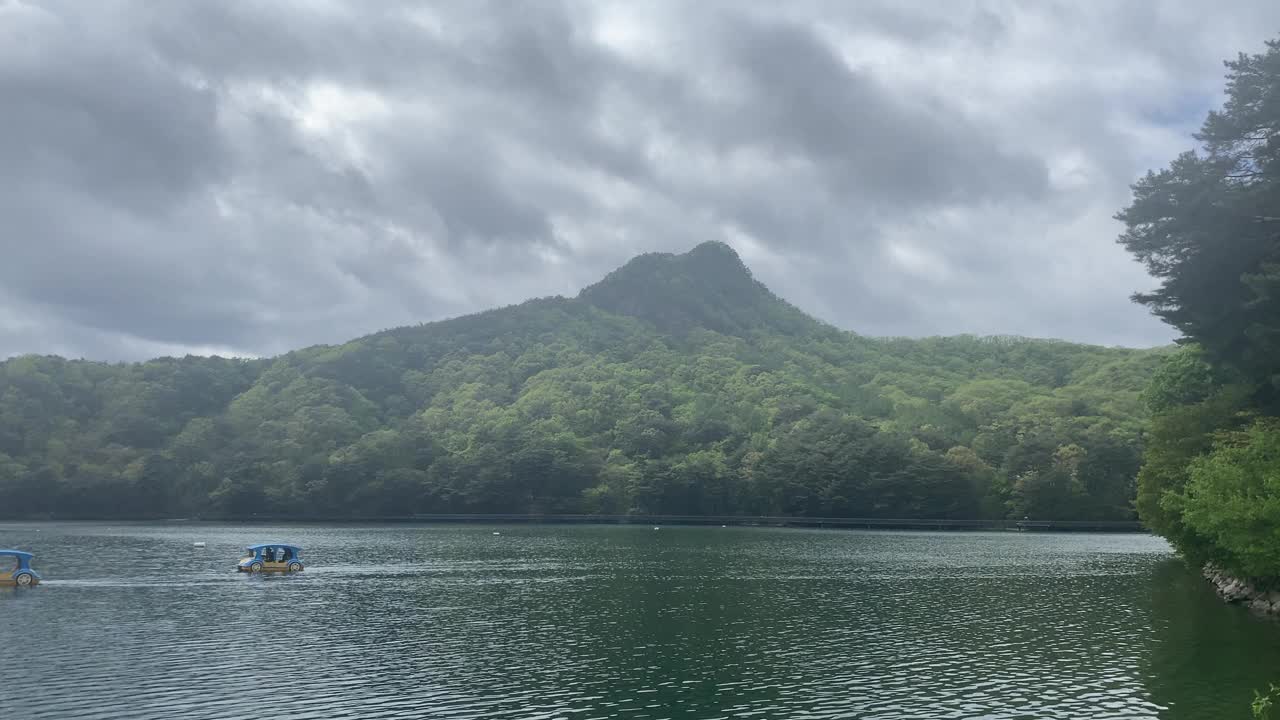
[716,18,1048,207]
[0,13,227,213]
[3,0,1279,360]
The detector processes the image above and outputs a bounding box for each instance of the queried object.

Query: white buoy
[653,526,660,530]
[193,542,206,548]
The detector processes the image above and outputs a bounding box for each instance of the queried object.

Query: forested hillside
[0,242,1165,520]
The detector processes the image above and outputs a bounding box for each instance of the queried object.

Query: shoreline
[1203,564,1280,617]
[0,514,1147,532]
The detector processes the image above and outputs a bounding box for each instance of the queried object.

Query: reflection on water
[0,523,1276,719]
[1144,559,1280,719]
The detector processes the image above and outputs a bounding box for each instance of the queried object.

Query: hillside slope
[0,242,1168,519]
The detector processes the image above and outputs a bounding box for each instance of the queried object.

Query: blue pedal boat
[0,550,41,587]
[237,544,304,573]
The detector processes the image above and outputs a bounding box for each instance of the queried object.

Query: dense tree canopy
[0,243,1162,521]
[1119,37,1280,582]
[1118,38,1280,409]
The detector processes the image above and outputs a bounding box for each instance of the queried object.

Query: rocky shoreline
[1203,564,1280,616]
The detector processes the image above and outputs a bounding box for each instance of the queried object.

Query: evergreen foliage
[1119,38,1280,582]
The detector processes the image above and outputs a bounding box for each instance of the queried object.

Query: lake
[1,523,1277,719]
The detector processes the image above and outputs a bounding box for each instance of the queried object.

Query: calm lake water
[1,523,1277,720]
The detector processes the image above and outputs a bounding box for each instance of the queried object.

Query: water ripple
[0,525,1275,719]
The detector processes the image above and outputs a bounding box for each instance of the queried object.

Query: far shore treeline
[0,240,1164,522]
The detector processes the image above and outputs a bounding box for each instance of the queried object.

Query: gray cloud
[716,18,1049,207]
[3,0,1279,361]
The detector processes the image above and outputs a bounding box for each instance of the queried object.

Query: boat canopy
[246,544,302,553]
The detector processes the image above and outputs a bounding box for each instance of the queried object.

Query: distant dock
[381,514,1147,533]
[21,514,1148,532]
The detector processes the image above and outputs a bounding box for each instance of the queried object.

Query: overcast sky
[3,1,1279,361]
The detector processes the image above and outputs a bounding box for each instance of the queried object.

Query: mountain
[578,242,825,338]
[0,242,1168,520]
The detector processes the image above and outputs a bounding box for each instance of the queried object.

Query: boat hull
[0,575,39,586]
[237,562,304,573]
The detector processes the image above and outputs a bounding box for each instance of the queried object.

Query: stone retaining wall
[1203,564,1280,616]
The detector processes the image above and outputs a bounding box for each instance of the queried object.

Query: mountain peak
[683,240,748,268]
[578,242,825,338]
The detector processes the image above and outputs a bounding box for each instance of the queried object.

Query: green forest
[0,239,1165,521]
[1118,39,1280,584]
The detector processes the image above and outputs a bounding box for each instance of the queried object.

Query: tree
[1117,39,1280,407]
[1009,444,1089,520]
[1177,420,1280,578]
[1135,361,1251,561]
[1117,37,1280,582]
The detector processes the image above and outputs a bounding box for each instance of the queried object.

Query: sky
[3,1,1279,361]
